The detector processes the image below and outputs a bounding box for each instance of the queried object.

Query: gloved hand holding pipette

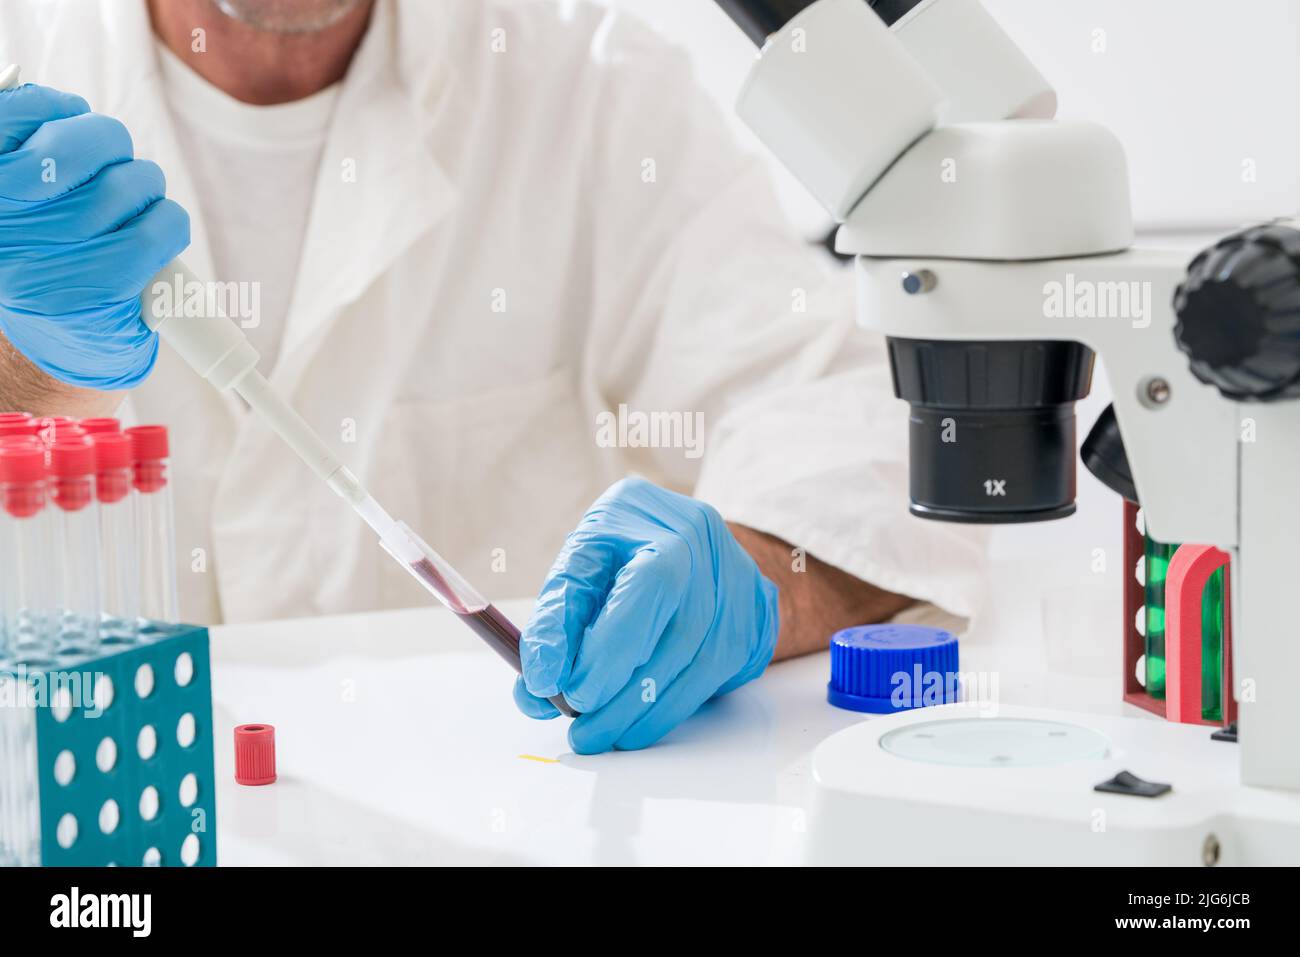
[0,66,577,715]
[515,477,780,754]
[0,81,189,390]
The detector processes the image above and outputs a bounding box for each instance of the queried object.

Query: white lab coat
[0,0,987,625]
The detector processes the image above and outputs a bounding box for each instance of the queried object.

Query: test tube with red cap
[89,433,139,642]
[127,426,178,625]
[46,441,101,654]
[0,444,54,664]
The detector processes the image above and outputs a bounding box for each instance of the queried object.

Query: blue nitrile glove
[514,477,780,754]
[0,83,190,390]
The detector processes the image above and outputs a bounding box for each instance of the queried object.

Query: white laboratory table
[210,558,1130,866]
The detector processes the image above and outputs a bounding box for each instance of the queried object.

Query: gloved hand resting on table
[515,477,780,754]
[0,83,189,390]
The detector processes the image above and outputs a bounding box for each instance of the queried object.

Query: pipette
[0,64,576,717]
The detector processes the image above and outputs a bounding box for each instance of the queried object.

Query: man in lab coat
[0,0,982,751]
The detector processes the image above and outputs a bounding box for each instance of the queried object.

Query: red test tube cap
[78,417,121,435]
[42,425,86,447]
[0,445,45,518]
[0,419,39,438]
[89,432,133,469]
[48,440,96,477]
[89,433,134,504]
[126,424,169,461]
[0,412,32,424]
[48,441,95,511]
[126,425,169,493]
[234,724,277,786]
[0,444,44,483]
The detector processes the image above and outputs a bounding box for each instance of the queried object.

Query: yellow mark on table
[517,754,560,764]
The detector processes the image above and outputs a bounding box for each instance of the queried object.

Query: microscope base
[807,704,1300,865]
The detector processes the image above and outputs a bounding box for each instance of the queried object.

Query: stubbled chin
[212,0,368,34]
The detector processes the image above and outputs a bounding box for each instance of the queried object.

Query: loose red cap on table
[78,417,121,435]
[89,433,134,504]
[0,412,32,424]
[234,724,277,786]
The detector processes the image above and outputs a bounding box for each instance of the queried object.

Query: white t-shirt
[156,44,339,372]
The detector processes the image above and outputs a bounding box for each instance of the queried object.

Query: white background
[598,0,1300,233]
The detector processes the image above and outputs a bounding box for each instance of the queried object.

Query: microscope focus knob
[1174,223,1300,401]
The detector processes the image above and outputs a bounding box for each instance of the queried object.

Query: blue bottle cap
[827,624,960,713]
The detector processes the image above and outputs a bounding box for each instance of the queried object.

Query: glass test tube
[89,432,139,643]
[0,415,34,655]
[47,441,101,655]
[0,445,54,665]
[127,426,178,626]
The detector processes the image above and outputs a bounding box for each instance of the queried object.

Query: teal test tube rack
[0,623,217,866]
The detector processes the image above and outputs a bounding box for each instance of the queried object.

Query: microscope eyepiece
[714,0,925,46]
[887,337,1095,524]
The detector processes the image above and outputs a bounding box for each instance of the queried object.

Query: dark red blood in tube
[410,556,577,717]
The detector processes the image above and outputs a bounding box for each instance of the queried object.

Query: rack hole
[96,737,117,773]
[174,652,194,688]
[134,664,154,699]
[99,799,120,835]
[137,725,157,761]
[139,785,160,822]
[56,813,78,849]
[51,687,73,723]
[181,834,200,867]
[179,773,199,808]
[53,750,76,786]
[93,674,114,713]
[177,713,196,749]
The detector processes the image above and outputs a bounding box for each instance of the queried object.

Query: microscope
[712,0,1300,864]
